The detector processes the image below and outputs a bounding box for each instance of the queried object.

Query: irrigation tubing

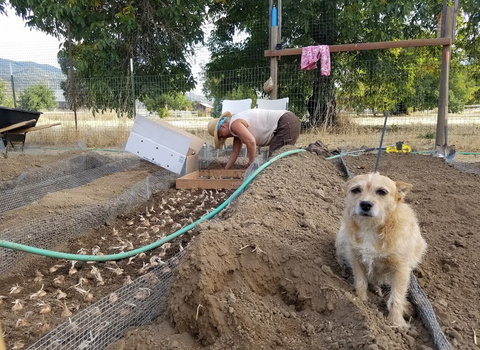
[0,148,306,262]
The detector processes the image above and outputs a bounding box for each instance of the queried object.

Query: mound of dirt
[106,150,480,350]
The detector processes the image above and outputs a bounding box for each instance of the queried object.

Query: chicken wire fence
[26,252,184,350]
[0,153,177,275]
[0,151,187,349]
[0,153,143,215]
[1,13,480,151]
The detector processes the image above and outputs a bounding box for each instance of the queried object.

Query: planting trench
[0,148,479,349]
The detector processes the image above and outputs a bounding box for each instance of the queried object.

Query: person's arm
[225,137,242,170]
[230,119,257,165]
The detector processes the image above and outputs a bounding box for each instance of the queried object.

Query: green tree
[0,0,6,15]
[18,83,57,111]
[448,66,479,113]
[10,0,210,115]
[143,92,193,118]
[0,79,15,107]
[204,0,480,124]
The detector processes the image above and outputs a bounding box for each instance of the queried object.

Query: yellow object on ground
[386,143,411,153]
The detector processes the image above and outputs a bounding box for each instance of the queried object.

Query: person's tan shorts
[269,111,301,154]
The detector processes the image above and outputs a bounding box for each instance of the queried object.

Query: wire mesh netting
[1,9,479,151]
[0,153,177,275]
[0,153,142,215]
[26,252,184,350]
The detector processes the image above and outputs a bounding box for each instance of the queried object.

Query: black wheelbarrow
[0,107,60,156]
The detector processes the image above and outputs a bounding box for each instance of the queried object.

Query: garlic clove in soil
[69,261,78,275]
[53,275,65,285]
[39,319,50,332]
[91,245,102,255]
[34,270,44,283]
[30,284,47,299]
[134,288,152,300]
[13,341,26,349]
[57,300,72,317]
[105,265,124,276]
[15,317,29,327]
[73,285,94,302]
[38,302,52,314]
[108,292,119,304]
[0,295,7,304]
[49,264,66,273]
[77,277,89,287]
[56,289,67,300]
[11,299,24,311]
[89,266,104,286]
[123,275,133,286]
[9,283,23,294]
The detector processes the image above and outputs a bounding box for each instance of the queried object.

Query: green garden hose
[0,148,306,262]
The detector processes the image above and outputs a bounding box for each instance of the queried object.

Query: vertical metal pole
[130,58,136,117]
[269,3,278,99]
[9,63,16,108]
[435,3,454,154]
[374,112,388,173]
[67,23,78,130]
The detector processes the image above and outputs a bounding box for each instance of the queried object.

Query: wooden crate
[176,169,245,190]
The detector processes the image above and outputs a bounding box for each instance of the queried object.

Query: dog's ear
[395,181,413,201]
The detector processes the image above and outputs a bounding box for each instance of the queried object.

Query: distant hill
[0,58,65,101]
[0,58,213,104]
[0,58,64,86]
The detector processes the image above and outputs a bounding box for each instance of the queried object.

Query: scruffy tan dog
[335,173,427,329]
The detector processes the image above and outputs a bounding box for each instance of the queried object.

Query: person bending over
[207,109,301,170]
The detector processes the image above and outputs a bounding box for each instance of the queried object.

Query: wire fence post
[130,58,136,118]
[67,23,78,130]
[9,63,17,108]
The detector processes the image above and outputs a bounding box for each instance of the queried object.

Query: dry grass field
[20,109,480,153]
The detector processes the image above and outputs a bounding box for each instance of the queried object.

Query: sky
[0,6,61,68]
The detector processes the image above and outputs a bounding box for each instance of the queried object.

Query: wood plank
[179,171,201,180]
[0,119,37,133]
[200,169,245,178]
[9,122,62,134]
[264,38,452,57]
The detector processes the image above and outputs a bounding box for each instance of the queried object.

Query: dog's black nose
[360,201,372,212]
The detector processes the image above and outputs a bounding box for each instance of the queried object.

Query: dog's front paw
[388,312,410,331]
[356,289,368,302]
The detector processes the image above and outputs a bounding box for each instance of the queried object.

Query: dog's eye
[376,189,388,196]
[351,187,361,194]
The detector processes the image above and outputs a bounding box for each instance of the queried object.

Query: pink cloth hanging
[301,45,331,76]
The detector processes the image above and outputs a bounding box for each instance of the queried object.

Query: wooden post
[435,4,454,154]
[270,30,278,99]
